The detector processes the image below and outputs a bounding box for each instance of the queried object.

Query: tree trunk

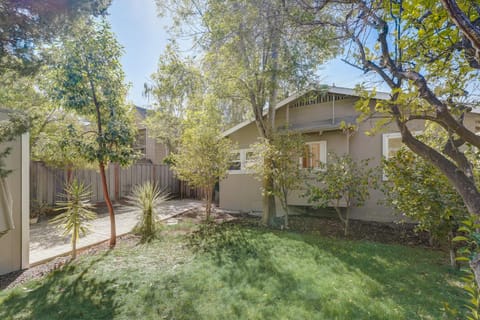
[395,118,480,216]
[99,162,116,247]
[205,185,214,221]
[344,208,350,237]
[261,167,276,226]
[72,223,77,260]
[334,206,349,236]
[447,231,458,269]
[284,202,289,230]
[66,165,73,185]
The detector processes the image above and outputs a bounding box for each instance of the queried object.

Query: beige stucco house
[220,86,480,222]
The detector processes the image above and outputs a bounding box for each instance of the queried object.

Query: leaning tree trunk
[99,162,116,247]
[334,206,349,237]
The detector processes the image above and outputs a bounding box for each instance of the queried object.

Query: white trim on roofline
[221,85,390,137]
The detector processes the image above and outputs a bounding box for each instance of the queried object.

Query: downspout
[332,94,335,125]
[346,132,350,154]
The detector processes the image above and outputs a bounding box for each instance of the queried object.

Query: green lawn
[0,222,465,319]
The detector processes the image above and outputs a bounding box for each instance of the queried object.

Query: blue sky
[107,0,381,107]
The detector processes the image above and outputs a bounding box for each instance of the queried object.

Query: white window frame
[228,150,242,172]
[382,131,423,159]
[300,141,327,170]
[382,132,402,160]
[228,148,255,174]
[382,131,422,180]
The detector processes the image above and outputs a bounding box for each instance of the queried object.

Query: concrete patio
[29,199,203,265]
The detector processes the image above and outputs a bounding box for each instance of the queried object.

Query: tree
[298,0,480,281]
[252,131,305,229]
[0,1,111,179]
[305,0,480,220]
[144,44,248,157]
[0,69,94,184]
[51,179,96,260]
[0,0,111,75]
[144,44,204,155]
[383,147,468,268]
[158,0,339,225]
[172,102,235,220]
[49,18,137,248]
[307,153,378,236]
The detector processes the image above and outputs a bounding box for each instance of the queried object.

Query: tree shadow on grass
[0,252,118,320]
[185,223,418,319]
[276,231,465,318]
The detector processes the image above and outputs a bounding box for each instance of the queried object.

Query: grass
[0,222,465,319]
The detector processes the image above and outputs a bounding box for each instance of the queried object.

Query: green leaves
[51,179,96,259]
[307,153,378,235]
[251,130,305,216]
[171,102,235,213]
[48,18,137,167]
[382,135,468,243]
[128,182,169,242]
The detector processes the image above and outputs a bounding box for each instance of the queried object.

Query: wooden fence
[30,161,181,206]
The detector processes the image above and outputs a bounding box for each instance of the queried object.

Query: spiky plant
[51,179,96,259]
[129,182,169,242]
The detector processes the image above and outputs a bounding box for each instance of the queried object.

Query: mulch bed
[1,210,432,291]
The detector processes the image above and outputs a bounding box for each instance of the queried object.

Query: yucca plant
[51,179,96,259]
[129,182,169,242]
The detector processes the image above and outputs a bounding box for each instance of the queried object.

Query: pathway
[29,199,204,265]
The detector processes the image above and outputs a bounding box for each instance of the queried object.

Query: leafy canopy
[0,0,111,75]
[172,101,235,190]
[49,18,137,166]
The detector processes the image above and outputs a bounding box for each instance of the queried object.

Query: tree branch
[441,0,480,66]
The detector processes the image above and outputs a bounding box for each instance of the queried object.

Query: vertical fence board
[30,161,196,205]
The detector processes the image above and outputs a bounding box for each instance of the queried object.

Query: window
[382,132,422,180]
[244,150,256,171]
[382,132,403,160]
[134,128,147,158]
[383,131,426,160]
[229,151,241,170]
[300,141,327,169]
[229,149,256,173]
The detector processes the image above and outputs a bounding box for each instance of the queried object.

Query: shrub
[129,182,169,242]
[51,179,96,259]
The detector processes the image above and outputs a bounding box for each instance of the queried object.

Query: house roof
[135,106,148,118]
[221,86,389,137]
